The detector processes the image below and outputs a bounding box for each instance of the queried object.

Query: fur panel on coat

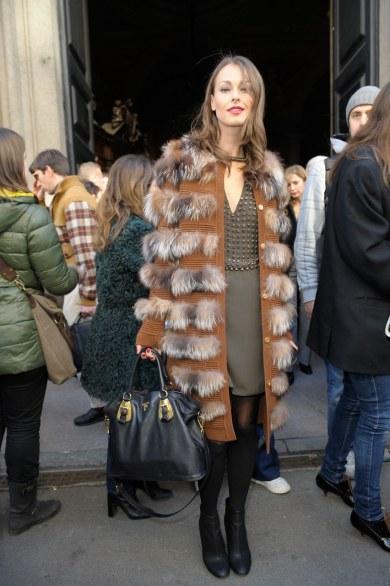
[135,135,295,446]
[81,215,159,402]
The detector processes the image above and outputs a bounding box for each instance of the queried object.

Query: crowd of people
[1,54,390,575]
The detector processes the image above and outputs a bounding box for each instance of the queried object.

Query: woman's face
[286,173,305,199]
[210,64,254,130]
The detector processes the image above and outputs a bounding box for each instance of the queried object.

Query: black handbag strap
[115,478,207,519]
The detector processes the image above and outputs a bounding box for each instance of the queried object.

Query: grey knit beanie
[345,85,380,124]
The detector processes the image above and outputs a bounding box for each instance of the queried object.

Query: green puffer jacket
[0,193,78,375]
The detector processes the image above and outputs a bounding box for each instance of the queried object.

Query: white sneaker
[251,476,291,494]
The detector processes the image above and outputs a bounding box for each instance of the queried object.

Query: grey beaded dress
[225,182,264,396]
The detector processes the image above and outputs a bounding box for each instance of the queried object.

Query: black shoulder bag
[104,349,210,517]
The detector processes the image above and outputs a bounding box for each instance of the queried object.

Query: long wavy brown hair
[0,128,29,192]
[94,154,152,251]
[191,55,267,180]
[331,82,390,186]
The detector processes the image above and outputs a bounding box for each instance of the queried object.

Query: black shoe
[199,512,230,578]
[287,371,295,386]
[224,498,251,576]
[107,484,150,520]
[316,473,354,507]
[135,481,173,500]
[74,407,105,426]
[8,481,61,535]
[299,363,313,375]
[351,510,390,552]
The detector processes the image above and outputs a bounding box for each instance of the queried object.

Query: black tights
[200,394,260,513]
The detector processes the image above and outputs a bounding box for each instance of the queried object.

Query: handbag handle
[128,348,171,397]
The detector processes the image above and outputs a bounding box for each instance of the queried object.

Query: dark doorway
[88,0,330,166]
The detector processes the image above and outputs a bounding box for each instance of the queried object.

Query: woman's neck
[218,126,243,157]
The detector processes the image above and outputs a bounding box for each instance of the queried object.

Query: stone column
[379,0,390,86]
[0,0,67,168]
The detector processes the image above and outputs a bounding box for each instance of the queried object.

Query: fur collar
[154,134,288,207]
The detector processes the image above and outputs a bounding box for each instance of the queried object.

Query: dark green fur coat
[81,215,159,401]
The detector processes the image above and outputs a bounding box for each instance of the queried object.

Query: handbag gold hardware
[117,398,133,423]
[197,415,205,435]
[159,397,174,422]
[13,275,28,292]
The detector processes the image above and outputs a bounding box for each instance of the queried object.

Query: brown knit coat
[135,135,295,448]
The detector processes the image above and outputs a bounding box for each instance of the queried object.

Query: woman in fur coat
[135,55,295,577]
[81,155,171,518]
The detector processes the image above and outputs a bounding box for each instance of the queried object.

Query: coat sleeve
[64,200,96,303]
[294,156,326,303]
[120,219,154,273]
[27,205,78,295]
[334,159,390,295]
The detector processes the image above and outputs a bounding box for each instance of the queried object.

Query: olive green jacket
[0,193,78,375]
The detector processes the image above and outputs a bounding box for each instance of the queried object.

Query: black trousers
[0,366,47,483]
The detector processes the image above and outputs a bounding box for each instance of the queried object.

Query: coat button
[258,204,264,211]
[262,292,268,299]
[260,243,266,250]
[264,337,271,344]
[267,380,272,387]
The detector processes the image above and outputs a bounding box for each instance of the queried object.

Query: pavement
[0,353,331,488]
[1,468,390,585]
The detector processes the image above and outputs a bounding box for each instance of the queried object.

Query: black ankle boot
[8,481,61,535]
[135,480,173,500]
[351,510,390,552]
[224,498,251,575]
[316,473,354,507]
[199,511,230,578]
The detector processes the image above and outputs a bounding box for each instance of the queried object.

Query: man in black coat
[308,83,390,552]
[308,148,390,371]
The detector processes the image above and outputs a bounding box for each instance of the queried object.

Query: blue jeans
[252,425,280,481]
[326,360,344,437]
[321,372,390,521]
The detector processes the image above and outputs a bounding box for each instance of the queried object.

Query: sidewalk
[1,354,329,488]
[1,468,390,586]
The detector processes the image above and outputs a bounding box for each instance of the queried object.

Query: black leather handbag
[105,350,209,484]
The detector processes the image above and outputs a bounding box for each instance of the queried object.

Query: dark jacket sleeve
[334,158,390,295]
[27,205,78,295]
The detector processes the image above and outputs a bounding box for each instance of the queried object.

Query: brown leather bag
[0,256,77,384]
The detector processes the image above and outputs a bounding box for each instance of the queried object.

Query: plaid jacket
[51,176,97,305]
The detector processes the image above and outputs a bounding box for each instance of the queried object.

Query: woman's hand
[136,345,156,361]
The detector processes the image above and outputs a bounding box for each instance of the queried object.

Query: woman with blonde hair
[284,164,312,375]
[285,164,306,218]
[135,55,295,577]
[81,154,171,518]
